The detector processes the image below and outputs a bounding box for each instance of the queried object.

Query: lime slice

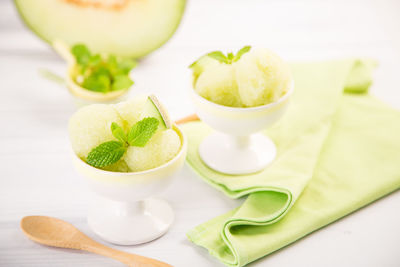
[141,95,171,130]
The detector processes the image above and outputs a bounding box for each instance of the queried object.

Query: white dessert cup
[71,125,187,245]
[190,82,293,175]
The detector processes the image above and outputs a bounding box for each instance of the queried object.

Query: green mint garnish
[128,117,159,147]
[112,75,134,91]
[86,141,127,168]
[71,44,137,93]
[86,118,159,168]
[206,51,229,64]
[189,45,251,67]
[234,46,251,62]
[111,122,127,143]
[71,44,91,66]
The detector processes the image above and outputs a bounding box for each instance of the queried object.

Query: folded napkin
[183,59,400,267]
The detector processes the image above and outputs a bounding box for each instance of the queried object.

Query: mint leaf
[71,43,136,93]
[118,58,137,74]
[71,44,91,67]
[207,51,229,64]
[88,54,102,68]
[82,73,110,92]
[111,122,127,143]
[189,46,252,68]
[234,46,251,62]
[86,141,126,168]
[112,75,134,91]
[128,117,159,147]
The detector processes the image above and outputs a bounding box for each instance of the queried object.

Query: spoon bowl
[21,215,172,267]
[52,40,131,107]
[21,216,82,247]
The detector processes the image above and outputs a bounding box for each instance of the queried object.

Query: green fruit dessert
[69,95,180,172]
[190,46,292,108]
[14,0,186,58]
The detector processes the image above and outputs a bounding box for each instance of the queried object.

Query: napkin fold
[184,59,400,267]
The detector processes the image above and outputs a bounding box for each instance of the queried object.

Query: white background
[1,0,399,266]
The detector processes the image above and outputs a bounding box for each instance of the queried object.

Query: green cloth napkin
[183,59,400,267]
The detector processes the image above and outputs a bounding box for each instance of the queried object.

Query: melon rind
[14,0,186,58]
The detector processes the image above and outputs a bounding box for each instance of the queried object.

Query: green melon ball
[194,63,243,107]
[191,56,220,87]
[112,95,148,130]
[101,159,131,172]
[235,48,291,107]
[124,129,181,172]
[69,104,124,160]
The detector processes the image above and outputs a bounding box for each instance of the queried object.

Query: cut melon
[140,95,171,130]
[124,129,180,172]
[189,56,219,87]
[14,0,186,58]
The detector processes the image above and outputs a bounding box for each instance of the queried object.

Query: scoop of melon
[124,129,181,172]
[194,63,243,107]
[190,56,220,87]
[69,104,124,159]
[112,95,148,130]
[101,159,131,172]
[235,48,291,107]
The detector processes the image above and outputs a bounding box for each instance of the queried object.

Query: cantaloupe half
[14,0,185,58]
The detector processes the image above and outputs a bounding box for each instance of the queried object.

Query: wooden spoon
[20,216,172,267]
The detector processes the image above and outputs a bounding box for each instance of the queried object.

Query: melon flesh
[69,104,124,159]
[195,63,243,107]
[69,95,181,172]
[124,129,181,172]
[112,95,148,130]
[15,0,185,58]
[192,48,291,107]
[235,48,292,107]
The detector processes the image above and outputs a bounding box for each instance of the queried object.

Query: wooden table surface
[0,0,399,266]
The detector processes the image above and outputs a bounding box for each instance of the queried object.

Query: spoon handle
[82,240,172,267]
[175,114,199,125]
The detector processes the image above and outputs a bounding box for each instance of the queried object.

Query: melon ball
[124,129,181,172]
[69,104,124,159]
[101,159,131,172]
[191,56,220,87]
[112,95,147,130]
[235,48,291,107]
[195,63,243,107]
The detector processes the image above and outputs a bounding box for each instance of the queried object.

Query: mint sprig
[71,44,137,93]
[86,117,159,169]
[128,117,159,147]
[189,45,251,67]
[86,141,127,168]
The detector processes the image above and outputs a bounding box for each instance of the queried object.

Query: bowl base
[88,196,174,245]
[199,132,276,175]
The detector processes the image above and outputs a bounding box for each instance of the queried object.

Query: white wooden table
[1,0,399,266]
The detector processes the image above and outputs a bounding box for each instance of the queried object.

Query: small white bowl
[71,125,187,245]
[190,82,293,175]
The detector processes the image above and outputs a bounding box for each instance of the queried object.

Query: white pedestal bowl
[190,83,293,175]
[72,125,187,245]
